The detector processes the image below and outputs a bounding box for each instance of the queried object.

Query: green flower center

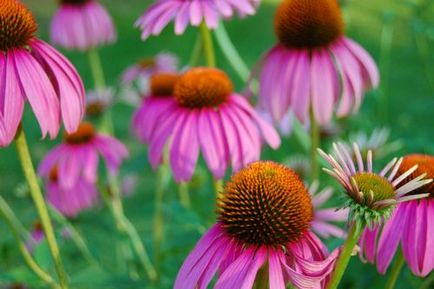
[352,172,396,204]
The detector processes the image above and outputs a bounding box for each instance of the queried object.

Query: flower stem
[200,22,216,67]
[48,205,97,266]
[214,23,250,81]
[385,249,405,289]
[178,182,191,208]
[309,109,320,181]
[0,196,60,289]
[87,48,156,281]
[87,48,106,89]
[189,33,203,67]
[15,127,69,289]
[326,223,364,289]
[153,163,170,269]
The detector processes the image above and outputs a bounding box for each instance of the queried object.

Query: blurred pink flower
[175,162,338,289]
[0,0,85,147]
[133,68,280,182]
[309,182,348,239]
[85,87,114,117]
[121,53,179,86]
[359,154,434,277]
[257,0,379,126]
[135,0,256,40]
[50,0,116,51]
[38,122,129,189]
[44,167,100,217]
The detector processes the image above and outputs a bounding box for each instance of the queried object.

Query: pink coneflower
[38,122,129,189]
[0,0,85,147]
[85,88,114,117]
[318,143,431,226]
[26,221,45,252]
[359,154,434,277]
[42,166,99,217]
[135,0,256,40]
[133,67,280,182]
[121,53,179,86]
[50,0,116,51]
[175,161,338,289]
[309,182,348,239]
[133,73,180,143]
[258,0,379,126]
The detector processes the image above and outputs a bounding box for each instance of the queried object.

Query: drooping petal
[169,110,200,182]
[269,251,285,289]
[12,49,60,138]
[30,39,85,133]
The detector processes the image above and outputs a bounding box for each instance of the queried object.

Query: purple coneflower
[0,0,85,147]
[175,161,338,289]
[133,67,280,182]
[38,122,129,189]
[135,0,256,40]
[50,0,116,51]
[42,166,99,217]
[359,154,434,277]
[85,88,114,117]
[121,53,179,86]
[258,0,379,126]
[309,182,348,239]
[318,143,431,225]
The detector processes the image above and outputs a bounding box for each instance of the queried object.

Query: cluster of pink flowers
[0,0,432,289]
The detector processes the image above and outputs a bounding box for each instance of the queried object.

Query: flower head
[85,88,114,117]
[258,0,379,127]
[0,0,85,147]
[346,127,402,160]
[135,0,256,40]
[319,143,432,226]
[175,161,338,289]
[133,67,280,182]
[38,122,129,189]
[51,0,116,50]
[359,154,434,277]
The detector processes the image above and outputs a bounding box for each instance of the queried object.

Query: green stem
[326,223,364,289]
[200,22,216,67]
[189,33,204,67]
[178,182,191,208]
[14,127,69,289]
[385,250,405,289]
[214,23,250,81]
[153,163,170,269]
[48,206,97,266]
[309,109,320,181]
[0,196,60,289]
[87,49,106,89]
[420,272,434,289]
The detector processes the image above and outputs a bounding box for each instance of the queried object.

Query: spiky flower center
[0,0,37,51]
[218,161,313,248]
[274,0,344,49]
[398,154,434,197]
[150,73,179,97]
[352,172,396,204]
[64,122,95,144]
[59,0,90,5]
[173,68,233,108]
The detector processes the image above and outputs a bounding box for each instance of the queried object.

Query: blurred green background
[0,0,433,288]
